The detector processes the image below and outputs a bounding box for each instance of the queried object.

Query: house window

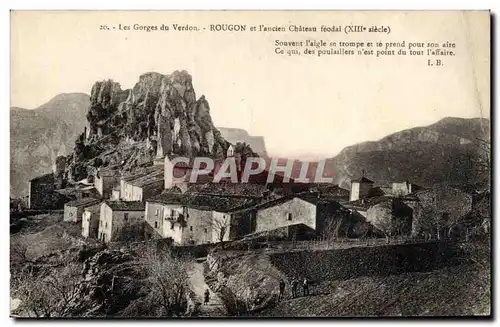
[204,228,208,233]
[155,221,158,228]
[171,222,175,230]
[155,209,159,216]
[171,209,175,217]
[124,213,129,221]
[190,226,193,231]
[105,222,108,228]
[287,213,292,221]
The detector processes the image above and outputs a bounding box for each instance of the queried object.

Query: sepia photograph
[9,10,491,318]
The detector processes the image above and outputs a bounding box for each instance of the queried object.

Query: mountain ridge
[10,93,91,197]
[327,117,490,189]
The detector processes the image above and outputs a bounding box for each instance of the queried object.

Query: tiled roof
[298,194,342,206]
[105,201,145,211]
[232,194,342,214]
[122,165,164,182]
[128,170,164,187]
[84,203,101,212]
[97,167,120,177]
[307,184,350,198]
[351,176,375,184]
[147,191,257,213]
[56,186,100,198]
[230,195,293,214]
[343,196,391,210]
[29,173,54,182]
[65,197,101,208]
[186,182,269,198]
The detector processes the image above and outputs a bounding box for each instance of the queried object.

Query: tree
[415,187,472,240]
[138,248,190,316]
[14,263,81,317]
[212,215,231,243]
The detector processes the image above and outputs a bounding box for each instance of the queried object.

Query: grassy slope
[208,242,490,317]
[261,263,490,317]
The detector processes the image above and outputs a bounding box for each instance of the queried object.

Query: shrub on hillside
[121,247,191,317]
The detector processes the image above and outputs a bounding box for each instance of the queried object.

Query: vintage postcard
[10,10,491,318]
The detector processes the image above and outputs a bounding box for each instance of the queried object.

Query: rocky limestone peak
[90,80,123,109]
[67,70,248,182]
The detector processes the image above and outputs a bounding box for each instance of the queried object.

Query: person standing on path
[291,278,299,298]
[278,279,286,301]
[302,277,309,296]
[204,288,210,305]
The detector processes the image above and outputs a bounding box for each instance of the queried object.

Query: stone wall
[270,241,463,282]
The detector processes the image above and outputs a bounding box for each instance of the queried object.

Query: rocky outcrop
[65,249,139,317]
[68,71,235,182]
[86,71,228,157]
[205,252,283,315]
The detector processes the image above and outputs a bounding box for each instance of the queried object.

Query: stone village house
[98,201,146,243]
[349,176,375,202]
[144,191,256,245]
[122,172,164,202]
[28,173,56,209]
[63,197,101,222]
[94,166,121,199]
[226,193,361,241]
[82,203,101,239]
[120,165,164,201]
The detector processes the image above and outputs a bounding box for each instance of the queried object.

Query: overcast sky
[11,11,490,159]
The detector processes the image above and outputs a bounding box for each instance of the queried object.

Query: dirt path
[187,261,227,317]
